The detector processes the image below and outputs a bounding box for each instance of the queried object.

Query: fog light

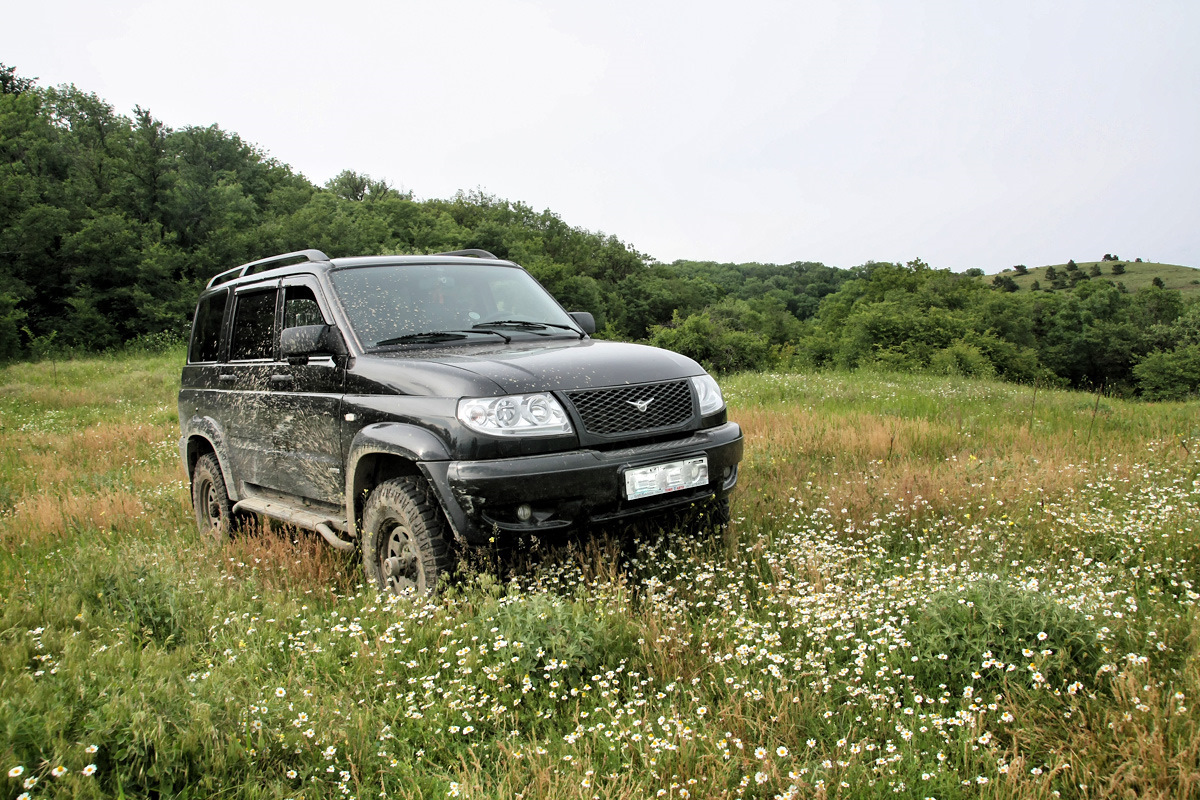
[516,503,532,522]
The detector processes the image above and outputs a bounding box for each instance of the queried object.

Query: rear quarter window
[188,291,228,363]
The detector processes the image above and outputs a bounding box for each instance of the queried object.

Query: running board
[232,497,356,552]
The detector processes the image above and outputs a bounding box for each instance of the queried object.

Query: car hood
[350,338,705,396]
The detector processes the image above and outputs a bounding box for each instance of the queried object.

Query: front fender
[345,422,454,536]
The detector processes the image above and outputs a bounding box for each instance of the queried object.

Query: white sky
[4,0,1198,271]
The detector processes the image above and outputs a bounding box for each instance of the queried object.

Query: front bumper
[421,422,743,543]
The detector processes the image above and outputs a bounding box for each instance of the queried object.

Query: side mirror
[281,324,348,363]
[569,311,596,335]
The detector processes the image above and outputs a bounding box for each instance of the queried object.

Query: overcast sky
[4,1,1198,271]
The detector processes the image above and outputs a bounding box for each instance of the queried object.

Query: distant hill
[987,261,1200,294]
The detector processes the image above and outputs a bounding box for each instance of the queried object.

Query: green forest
[2,64,1198,399]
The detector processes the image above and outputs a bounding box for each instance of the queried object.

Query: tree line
[1,65,1197,399]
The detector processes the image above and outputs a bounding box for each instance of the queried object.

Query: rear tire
[361,477,454,596]
[192,453,247,542]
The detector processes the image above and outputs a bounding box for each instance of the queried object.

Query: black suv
[179,249,742,594]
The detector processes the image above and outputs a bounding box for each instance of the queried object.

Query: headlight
[691,374,725,416]
[457,393,573,437]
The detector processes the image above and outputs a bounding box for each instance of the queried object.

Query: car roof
[204,249,516,291]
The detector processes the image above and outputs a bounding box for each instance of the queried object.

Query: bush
[929,341,996,379]
[1133,345,1200,401]
[648,311,771,373]
[906,579,1102,696]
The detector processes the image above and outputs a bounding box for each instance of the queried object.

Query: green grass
[2,353,1199,798]
[988,261,1200,294]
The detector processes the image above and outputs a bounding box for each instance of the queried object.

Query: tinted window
[229,289,277,360]
[331,263,574,348]
[189,291,228,363]
[283,285,325,329]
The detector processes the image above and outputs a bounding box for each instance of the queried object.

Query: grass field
[2,352,1199,799]
[989,261,1200,295]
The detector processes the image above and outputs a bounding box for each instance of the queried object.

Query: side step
[232,497,356,552]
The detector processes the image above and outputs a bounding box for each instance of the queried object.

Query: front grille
[566,380,694,436]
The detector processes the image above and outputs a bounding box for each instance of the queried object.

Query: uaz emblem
[628,397,655,413]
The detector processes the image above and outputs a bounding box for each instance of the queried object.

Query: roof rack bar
[206,249,331,289]
[434,249,498,259]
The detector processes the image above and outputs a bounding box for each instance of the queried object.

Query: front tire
[361,477,454,596]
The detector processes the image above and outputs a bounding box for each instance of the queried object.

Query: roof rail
[434,249,499,259]
[206,249,331,289]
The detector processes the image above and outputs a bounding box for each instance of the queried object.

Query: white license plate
[624,456,708,500]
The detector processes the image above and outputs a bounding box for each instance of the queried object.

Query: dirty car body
[178,250,742,592]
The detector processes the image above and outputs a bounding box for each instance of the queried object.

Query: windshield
[330,263,579,349]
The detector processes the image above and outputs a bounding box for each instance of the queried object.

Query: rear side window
[188,291,228,363]
[229,289,278,361]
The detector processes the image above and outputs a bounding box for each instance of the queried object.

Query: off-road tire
[361,477,454,596]
[192,453,248,543]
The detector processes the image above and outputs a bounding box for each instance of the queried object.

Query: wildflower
[777,746,789,757]
[23,777,37,789]
[82,764,98,776]
[447,782,462,797]
[287,770,298,779]
[276,687,287,698]
[755,747,767,759]
[51,766,67,777]
[8,766,25,778]
[85,745,98,754]
[755,771,768,785]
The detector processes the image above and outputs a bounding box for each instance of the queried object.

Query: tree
[1111,263,1125,275]
[1066,260,1078,272]
[0,63,37,95]
[1152,276,1165,289]
[964,268,984,277]
[1045,266,1058,281]
[1088,264,1102,277]
[1030,280,1041,291]
[1013,264,1028,275]
[992,275,1018,292]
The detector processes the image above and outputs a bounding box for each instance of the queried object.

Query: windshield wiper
[375,329,511,347]
[473,320,585,339]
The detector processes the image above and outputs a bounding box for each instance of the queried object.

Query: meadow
[1,352,1198,799]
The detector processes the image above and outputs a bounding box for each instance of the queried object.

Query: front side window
[189,290,228,363]
[284,285,325,329]
[228,289,277,360]
[330,263,576,348]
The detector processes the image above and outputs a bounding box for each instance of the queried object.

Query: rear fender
[182,416,239,502]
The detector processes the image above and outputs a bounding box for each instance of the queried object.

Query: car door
[256,277,346,504]
[223,284,280,492]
